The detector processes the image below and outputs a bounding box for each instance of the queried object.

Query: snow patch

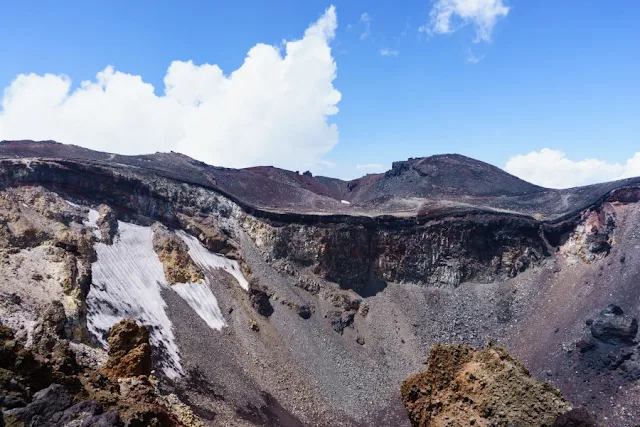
[178,231,249,291]
[87,221,183,377]
[65,200,80,208]
[341,200,351,205]
[172,283,225,330]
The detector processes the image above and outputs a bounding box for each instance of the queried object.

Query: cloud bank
[505,148,640,189]
[0,6,341,172]
[423,0,509,42]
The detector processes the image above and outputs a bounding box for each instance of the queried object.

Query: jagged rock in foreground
[401,344,598,427]
[0,318,196,427]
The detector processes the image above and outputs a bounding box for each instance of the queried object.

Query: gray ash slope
[1,139,640,426]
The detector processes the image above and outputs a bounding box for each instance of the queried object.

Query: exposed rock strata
[242,215,546,289]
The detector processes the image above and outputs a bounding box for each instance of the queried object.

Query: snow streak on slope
[86,221,183,377]
[178,231,250,290]
[171,283,226,330]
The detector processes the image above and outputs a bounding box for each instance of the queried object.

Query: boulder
[3,384,125,427]
[551,407,599,427]
[297,304,311,320]
[591,304,638,344]
[3,384,72,424]
[249,289,274,317]
[329,311,355,334]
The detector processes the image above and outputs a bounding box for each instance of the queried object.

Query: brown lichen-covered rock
[103,319,152,378]
[401,344,579,427]
[152,224,204,285]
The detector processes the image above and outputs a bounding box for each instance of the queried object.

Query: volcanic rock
[401,344,578,427]
[590,304,638,344]
[329,311,355,334]
[249,288,274,317]
[297,304,312,319]
[4,141,640,426]
[550,407,599,427]
[152,224,204,285]
[3,384,72,424]
[96,204,118,244]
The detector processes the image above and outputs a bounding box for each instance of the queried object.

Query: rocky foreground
[0,317,198,426]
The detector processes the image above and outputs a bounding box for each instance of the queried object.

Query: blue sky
[1,1,639,187]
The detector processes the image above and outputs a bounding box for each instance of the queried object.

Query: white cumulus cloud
[422,0,509,43]
[504,148,640,189]
[0,6,341,172]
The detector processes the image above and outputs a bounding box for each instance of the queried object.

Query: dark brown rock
[551,407,599,427]
[297,304,311,320]
[249,288,274,317]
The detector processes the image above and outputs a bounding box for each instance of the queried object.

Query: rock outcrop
[103,318,152,378]
[242,215,546,290]
[401,344,596,427]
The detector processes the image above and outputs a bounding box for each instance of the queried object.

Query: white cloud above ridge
[504,148,640,189]
[0,6,341,172]
[422,0,509,43]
